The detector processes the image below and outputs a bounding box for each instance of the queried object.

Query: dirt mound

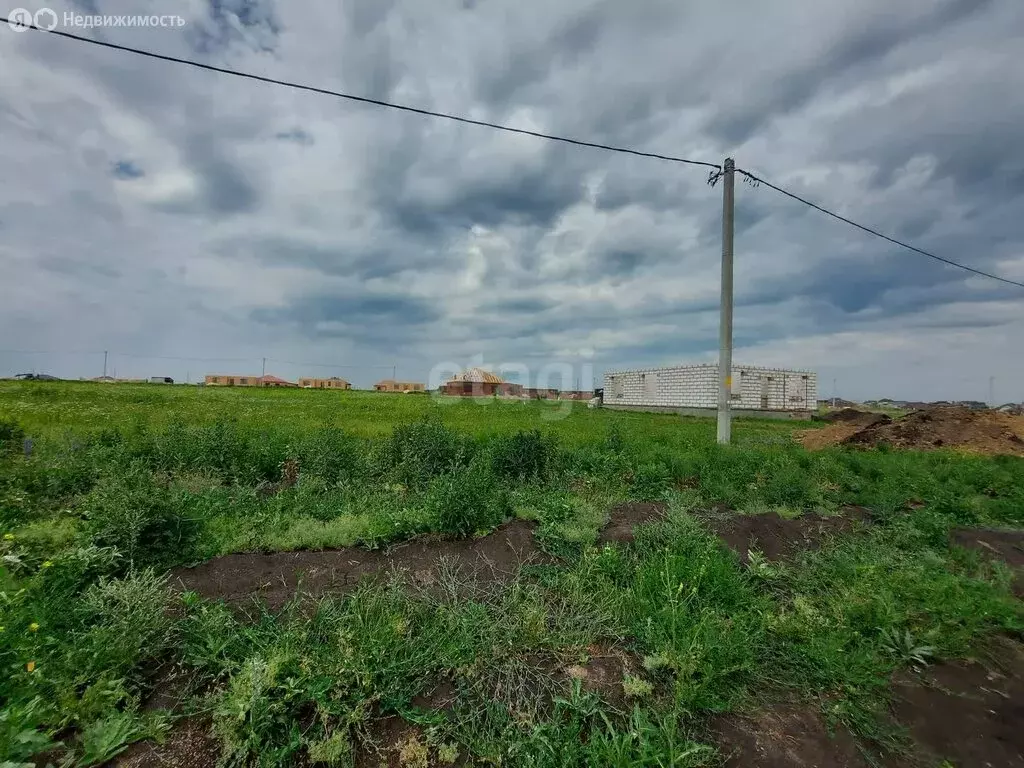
[800,407,1024,455]
[170,519,551,614]
[711,704,868,767]
[597,501,668,543]
[845,406,1024,455]
[952,527,1024,597]
[797,424,864,450]
[111,719,218,768]
[891,638,1024,767]
[711,509,870,564]
[820,408,891,427]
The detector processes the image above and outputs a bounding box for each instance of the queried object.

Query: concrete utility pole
[262,357,266,378]
[103,350,108,378]
[717,158,736,445]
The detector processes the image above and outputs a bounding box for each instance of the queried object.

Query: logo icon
[8,7,32,30]
[34,7,57,30]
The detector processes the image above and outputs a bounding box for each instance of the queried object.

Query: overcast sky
[1,0,1022,401]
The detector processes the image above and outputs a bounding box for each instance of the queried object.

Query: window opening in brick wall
[642,372,658,400]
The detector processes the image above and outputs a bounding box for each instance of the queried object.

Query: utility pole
[832,377,837,408]
[103,350,108,378]
[717,158,736,445]
[989,376,995,406]
[393,364,397,381]
[262,357,266,378]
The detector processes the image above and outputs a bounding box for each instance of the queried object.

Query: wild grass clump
[80,464,198,568]
[379,419,475,489]
[0,418,25,452]
[489,429,559,481]
[424,463,509,537]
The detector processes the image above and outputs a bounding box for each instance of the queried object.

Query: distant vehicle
[14,373,60,381]
[150,376,174,384]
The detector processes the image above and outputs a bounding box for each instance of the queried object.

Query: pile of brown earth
[800,406,1024,456]
[818,407,892,428]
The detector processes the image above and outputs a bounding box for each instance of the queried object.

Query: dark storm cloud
[188,0,281,55]
[38,255,120,280]
[371,140,592,236]
[274,128,314,145]
[250,293,442,345]
[707,0,995,144]
[475,5,605,107]
[165,135,260,215]
[238,234,452,281]
[111,160,144,179]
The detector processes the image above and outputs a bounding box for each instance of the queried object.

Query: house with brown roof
[298,377,351,390]
[374,380,426,393]
[441,368,523,397]
[204,374,297,387]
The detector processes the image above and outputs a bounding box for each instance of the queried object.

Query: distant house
[256,375,298,388]
[441,368,523,397]
[298,377,351,390]
[374,380,426,393]
[204,374,297,388]
[205,374,258,387]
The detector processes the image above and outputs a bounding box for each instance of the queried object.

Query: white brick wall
[603,364,817,411]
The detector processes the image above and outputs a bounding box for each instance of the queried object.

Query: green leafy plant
[880,627,935,668]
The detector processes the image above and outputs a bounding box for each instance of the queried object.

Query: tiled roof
[447,367,505,384]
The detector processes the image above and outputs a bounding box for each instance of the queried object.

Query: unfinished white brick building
[603,364,817,413]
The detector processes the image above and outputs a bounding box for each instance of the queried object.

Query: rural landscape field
[1,381,1023,767]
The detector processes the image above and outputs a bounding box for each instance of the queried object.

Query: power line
[2,19,720,172]
[736,168,1024,290]
[267,358,393,370]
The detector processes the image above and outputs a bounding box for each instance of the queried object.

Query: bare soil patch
[140,665,194,713]
[803,406,1024,455]
[597,501,668,543]
[110,718,218,768]
[170,520,550,614]
[890,638,1024,767]
[711,704,869,767]
[952,527,1024,597]
[797,424,863,450]
[354,715,439,768]
[711,509,870,564]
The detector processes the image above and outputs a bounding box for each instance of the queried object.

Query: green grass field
[1,381,1022,766]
